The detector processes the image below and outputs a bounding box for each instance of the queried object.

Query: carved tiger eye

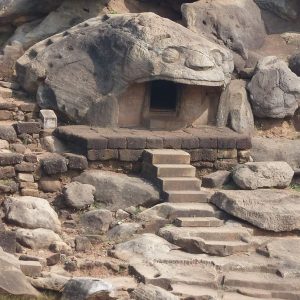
[185,53,214,70]
[162,48,180,63]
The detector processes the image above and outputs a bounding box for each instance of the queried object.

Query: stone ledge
[54,126,251,154]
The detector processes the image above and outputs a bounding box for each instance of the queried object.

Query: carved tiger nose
[185,53,215,70]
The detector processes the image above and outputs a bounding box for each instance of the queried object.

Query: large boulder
[80,209,113,234]
[232,161,294,190]
[0,0,63,25]
[211,189,300,232]
[248,56,300,118]
[75,170,160,210]
[182,0,266,60]
[3,196,61,232]
[0,247,40,297]
[217,79,254,134]
[16,228,62,249]
[254,0,299,20]
[16,12,233,126]
[8,0,105,49]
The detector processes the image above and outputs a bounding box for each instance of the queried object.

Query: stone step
[159,226,252,242]
[224,271,300,292]
[174,217,224,227]
[158,177,201,191]
[167,202,217,219]
[138,203,217,224]
[163,190,211,203]
[143,149,190,164]
[159,226,251,256]
[142,163,196,179]
[152,164,196,177]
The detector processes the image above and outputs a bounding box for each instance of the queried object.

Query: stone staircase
[142,149,253,256]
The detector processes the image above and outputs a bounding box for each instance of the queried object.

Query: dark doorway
[150,80,178,111]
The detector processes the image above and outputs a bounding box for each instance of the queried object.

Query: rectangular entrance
[150,80,178,112]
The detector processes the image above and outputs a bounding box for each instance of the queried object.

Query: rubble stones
[107,223,141,241]
[0,166,15,179]
[64,153,88,170]
[63,182,95,209]
[0,153,23,165]
[19,260,42,277]
[4,196,61,232]
[0,125,17,142]
[80,210,113,234]
[16,228,62,250]
[75,236,92,252]
[14,121,41,135]
[40,154,68,175]
[0,231,16,253]
[39,178,62,193]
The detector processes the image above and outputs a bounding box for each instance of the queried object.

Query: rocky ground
[0,0,299,300]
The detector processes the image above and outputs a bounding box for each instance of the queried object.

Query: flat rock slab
[211,189,300,232]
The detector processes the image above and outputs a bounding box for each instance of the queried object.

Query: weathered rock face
[211,189,300,232]
[17,12,233,126]
[8,0,105,49]
[3,196,61,232]
[217,79,254,134]
[254,0,299,20]
[0,0,63,25]
[182,0,266,61]
[75,170,160,210]
[232,161,294,190]
[248,56,300,118]
[251,137,300,169]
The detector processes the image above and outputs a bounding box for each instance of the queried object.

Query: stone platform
[55,126,251,171]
